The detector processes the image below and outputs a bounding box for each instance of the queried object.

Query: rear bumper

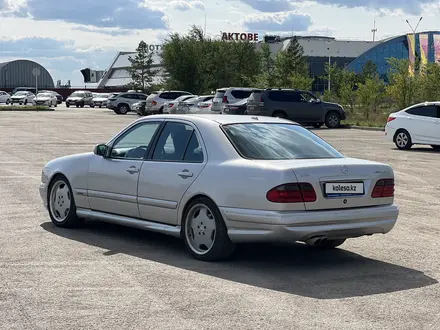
[219,204,399,243]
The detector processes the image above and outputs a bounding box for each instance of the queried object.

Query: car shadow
[40,221,437,300]
[392,147,440,153]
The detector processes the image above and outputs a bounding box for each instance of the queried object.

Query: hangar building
[0,59,54,89]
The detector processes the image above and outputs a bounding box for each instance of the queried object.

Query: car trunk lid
[289,158,394,210]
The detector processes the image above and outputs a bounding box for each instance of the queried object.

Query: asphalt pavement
[0,106,439,329]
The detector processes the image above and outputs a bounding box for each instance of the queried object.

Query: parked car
[65,91,94,108]
[0,91,11,104]
[39,114,398,261]
[107,92,148,114]
[132,100,147,116]
[181,95,214,113]
[385,101,440,150]
[211,87,254,113]
[223,98,248,115]
[40,90,63,104]
[33,92,58,107]
[164,95,199,114]
[10,91,35,105]
[145,90,192,115]
[11,87,37,95]
[246,88,346,128]
[91,93,111,108]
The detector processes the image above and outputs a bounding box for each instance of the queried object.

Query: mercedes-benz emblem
[343,199,348,204]
[341,165,348,174]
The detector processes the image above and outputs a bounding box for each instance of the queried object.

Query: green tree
[290,72,314,90]
[356,76,385,120]
[386,58,420,109]
[338,70,358,114]
[161,25,260,93]
[274,37,309,87]
[127,40,157,91]
[359,60,378,83]
[418,62,440,102]
[252,43,276,88]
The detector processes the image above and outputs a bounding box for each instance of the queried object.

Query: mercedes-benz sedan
[39,115,399,261]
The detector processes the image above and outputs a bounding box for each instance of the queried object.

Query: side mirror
[93,144,108,157]
[315,98,321,103]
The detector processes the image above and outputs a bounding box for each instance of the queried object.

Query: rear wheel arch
[179,194,217,229]
[272,110,287,118]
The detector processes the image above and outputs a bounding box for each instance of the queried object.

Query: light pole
[326,40,333,92]
[406,16,423,34]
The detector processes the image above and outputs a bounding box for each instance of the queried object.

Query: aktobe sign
[221,32,259,42]
[147,44,163,51]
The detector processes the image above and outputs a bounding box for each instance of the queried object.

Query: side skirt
[76,208,182,238]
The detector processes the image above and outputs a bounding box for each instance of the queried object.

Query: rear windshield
[222,123,343,160]
[214,90,226,98]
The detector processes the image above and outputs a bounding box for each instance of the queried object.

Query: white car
[10,91,35,105]
[385,102,440,150]
[33,93,58,107]
[211,87,254,113]
[164,95,197,114]
[39,115,399,261]
[145,90,192,114]
[0,91,11,104]
[91,93,111,108]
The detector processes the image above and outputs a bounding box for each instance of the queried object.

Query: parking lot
[1,107,439,330]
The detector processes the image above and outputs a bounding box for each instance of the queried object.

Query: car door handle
[178,170,193,178]
[126,166,139,174]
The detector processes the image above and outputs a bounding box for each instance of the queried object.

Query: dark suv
[246,88,346,128]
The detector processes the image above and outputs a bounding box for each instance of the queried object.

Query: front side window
[152,122,197,162]
[110,122,161,160]
[300,92,317,102]
[222,123,344,160]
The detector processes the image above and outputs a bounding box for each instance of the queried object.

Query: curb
[346,125,384,132]
[0,108,55,112]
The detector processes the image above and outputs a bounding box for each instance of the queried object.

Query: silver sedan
[39,115,399,261]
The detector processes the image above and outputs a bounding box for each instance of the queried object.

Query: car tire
[394,129,412,150]
[90,105,95,108]
[117,104,129,115]
[54,103,57,107]
[24,99,27,105]
[325,112,341,128]
[66,104,70,108]
[47,175,82,228]
[76,104,79,108]
[313,122,324,128]
[272,111,287,119]
[6,99,10,104]
[80,103,84,108]
[99,105,101,108]
[182,197,236,261]
[306,238,346,249]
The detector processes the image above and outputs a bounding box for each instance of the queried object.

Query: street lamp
[406,16,423,34]
[326,40,333,92]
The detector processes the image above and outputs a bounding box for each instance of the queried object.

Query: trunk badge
[341,165,348,174]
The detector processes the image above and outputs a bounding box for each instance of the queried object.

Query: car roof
[400,101,440,111]
[136,114,299,126]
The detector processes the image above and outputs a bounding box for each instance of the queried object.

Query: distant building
[346,31,440,80]
[94,32,440,93]
[0,59,54,89]
[256,36,379,92]
[96,51,164,89]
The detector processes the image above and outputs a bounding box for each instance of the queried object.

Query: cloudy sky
[0,0,439,86]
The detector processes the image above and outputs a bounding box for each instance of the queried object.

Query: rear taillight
[387,116,396,122]
[371,179,394,198]
[259,95,264,107]
[168,103,174,107]
[266,183,316,203]
[152,100,157,106]
[222,96,228,103]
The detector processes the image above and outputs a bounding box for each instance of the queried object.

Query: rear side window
[159,92,174,100]
[406,106,439,118]
[118,94,128,98]
[231,90,253,99]
[268,91,300,102]
[214,90,226,98]
[222,123,343,160]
